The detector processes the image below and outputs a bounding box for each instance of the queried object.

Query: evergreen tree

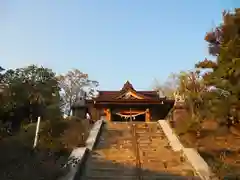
[196,9,240,125]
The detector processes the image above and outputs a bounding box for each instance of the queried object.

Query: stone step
[87,161,136,168]
[138,135,164,137]
[137,142,164,145]
[136,135,164,139]
[137,140,165,143]
[138,131,163,133]
[89,158,136,163]
[137,146,167,150]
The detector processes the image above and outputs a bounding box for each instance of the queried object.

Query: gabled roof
[94,81,163,102]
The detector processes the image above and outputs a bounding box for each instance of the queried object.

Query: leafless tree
[57,69,98,116]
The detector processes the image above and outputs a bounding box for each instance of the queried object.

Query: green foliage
[0,65,62,133]
[0,65,93,179]
[0,64,92,154]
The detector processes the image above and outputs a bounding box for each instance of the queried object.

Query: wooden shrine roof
[92,81,174,104]
[96,90,159,101]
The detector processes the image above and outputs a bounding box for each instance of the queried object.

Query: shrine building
[87,81,175,122]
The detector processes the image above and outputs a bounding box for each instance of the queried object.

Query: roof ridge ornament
[121,80,136,92]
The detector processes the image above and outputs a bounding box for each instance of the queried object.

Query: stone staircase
[78,122,200,180]
[79,123,137,180]
[133,122,199,180]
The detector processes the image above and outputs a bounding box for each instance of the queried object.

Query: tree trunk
[67,109,71,116]
[68,99,72,116]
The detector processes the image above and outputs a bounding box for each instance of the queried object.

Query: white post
[33,116,41,149]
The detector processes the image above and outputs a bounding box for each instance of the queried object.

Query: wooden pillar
[108,108,111,121]
[145,108,150,122]
[104,108,111,122]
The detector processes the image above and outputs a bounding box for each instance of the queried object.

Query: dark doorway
[112,114,127,122]
[132,114,145,121]
[111,113,146,122]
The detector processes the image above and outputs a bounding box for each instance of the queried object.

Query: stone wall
[72,107,87,119]
[171,102,189,127]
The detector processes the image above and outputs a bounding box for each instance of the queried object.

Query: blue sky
[0,0,238,90]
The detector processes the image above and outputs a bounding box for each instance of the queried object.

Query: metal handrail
[131,123,143,180]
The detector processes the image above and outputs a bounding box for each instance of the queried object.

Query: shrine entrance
[87,81,175,122]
